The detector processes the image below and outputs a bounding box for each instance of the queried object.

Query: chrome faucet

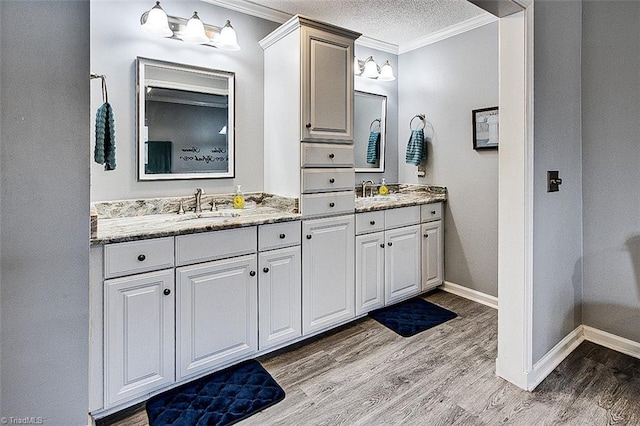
[361,180,375,197]
[194,188,204,213]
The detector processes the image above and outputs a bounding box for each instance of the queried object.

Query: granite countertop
[355,184,447,212]
[91,193,300,245]
[91,185,447,245]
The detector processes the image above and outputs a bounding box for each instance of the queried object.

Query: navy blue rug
[370,297,457,337]
[146,360,285,426]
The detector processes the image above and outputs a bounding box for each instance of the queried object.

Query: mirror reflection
[354,91,386,172]
[137,57,235,180]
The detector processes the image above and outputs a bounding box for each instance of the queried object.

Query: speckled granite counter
[91,185,446,245]
[91,193,300,245]
[355,184,447,212]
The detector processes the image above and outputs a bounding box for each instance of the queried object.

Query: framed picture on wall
[472,106,499,150]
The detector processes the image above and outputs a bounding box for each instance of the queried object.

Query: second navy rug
[370,297,457,337]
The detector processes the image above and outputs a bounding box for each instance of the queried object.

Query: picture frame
[472,106,499,150]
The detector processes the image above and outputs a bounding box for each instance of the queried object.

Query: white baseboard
[583,326,640,360]
[527,326,584,391]
[440,281,498,310]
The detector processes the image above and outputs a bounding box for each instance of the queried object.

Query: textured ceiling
[245,0,487,47]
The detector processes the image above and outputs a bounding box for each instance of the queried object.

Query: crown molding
[398,13,498,54]
[201,0,290,23]
[355,36,399,55]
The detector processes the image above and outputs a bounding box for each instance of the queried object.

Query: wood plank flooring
[106,290,640,426]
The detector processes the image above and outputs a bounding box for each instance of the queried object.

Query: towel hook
[410,114,426,131]
[90,72,109,104]
[369,118,381,133]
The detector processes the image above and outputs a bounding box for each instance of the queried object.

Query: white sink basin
[177,211,240,222]
[357,195,398,203]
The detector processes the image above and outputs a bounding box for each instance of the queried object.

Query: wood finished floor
[108,291,640,426]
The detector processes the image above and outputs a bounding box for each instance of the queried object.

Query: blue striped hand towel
[406,129,426,165]
[366,131,380,164]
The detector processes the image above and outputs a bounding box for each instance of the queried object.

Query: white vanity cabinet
[261,16,359,210]
[175,228,258,380]
[258,221,302,351]
[355,206,424,314]
[421,203,444,291]
[102,238,175,408]
[302,215,355,335]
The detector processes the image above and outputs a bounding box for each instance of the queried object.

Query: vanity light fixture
[140,1,241,51]
[354,56,396,81]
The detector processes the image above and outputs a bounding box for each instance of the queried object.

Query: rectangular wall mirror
[354,90,386,172]
[136,57,235,180]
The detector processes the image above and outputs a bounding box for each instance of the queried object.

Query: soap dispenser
[233,185,245,209]
[379,178,389,196]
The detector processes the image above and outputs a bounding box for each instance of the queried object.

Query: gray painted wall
[354,45,398,184]
[90,0,279,201]
[582,0,640,344]
[532,0,583,364]
[398,23,499,297]
[0,1,90,423]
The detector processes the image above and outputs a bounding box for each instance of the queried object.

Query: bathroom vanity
[89,187,445,415]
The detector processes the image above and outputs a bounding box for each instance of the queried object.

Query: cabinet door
[302,215,355,334]
[258,246,302,350]
[104,269,175,408]
[355,232,385,315]
[176,254,257,380]
[301,27,354,142]
[422,220,444,291]
[385,225,422,305]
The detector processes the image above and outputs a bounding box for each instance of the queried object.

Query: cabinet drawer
[385,206,420,229]
[355,211,385,235]
[301,168,354,193]
[301,143,354,168]
[421,202,443,222]
[104,237,174,279]
[258,221,302,251]
[175,227,257,266]
[301,191,355,217]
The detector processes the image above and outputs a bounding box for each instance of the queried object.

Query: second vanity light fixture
[354,56,396,81]
[140,1,241,51]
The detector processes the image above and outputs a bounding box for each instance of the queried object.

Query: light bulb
[141,1,172,37]
[378,60,396,81]
[181,11,209,44]
[214,20,241,51]
[354,57,362,76]
[361,56,379,79]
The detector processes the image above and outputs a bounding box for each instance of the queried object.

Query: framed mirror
[136,57,235,180]
[354,91,386,172]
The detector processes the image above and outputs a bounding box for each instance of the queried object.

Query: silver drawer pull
[279,233,286,239]
[431,210,436,215]
[370,220,375,225]
[329,202,335,208]
[329,178,335,184]
[329,153,335,159]
[137,254,146,262]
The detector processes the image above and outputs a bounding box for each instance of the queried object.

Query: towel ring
[410,114,426,130]
[369,118,381,132]
[90,72,109,104]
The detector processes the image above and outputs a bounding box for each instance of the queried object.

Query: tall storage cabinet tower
[261,16,361,335]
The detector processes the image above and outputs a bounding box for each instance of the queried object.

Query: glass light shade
[181,12,209,44]
[354,57,362,75]
[378,60,396,81]
[214,20,241,51]
[361,56,380,79]
[141,1,172,37]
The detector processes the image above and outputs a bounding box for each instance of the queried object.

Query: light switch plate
[547,171,562,192]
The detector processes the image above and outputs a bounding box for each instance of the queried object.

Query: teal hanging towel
[366,131,380,164]
[406,114,427,166]
[92,73,116,170]
[405,129,426,165]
